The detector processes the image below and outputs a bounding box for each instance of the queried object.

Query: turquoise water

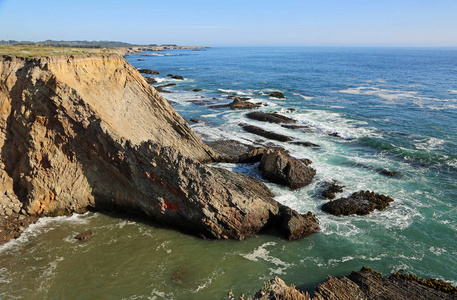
[1,47,456,299]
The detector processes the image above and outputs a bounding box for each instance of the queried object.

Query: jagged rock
[75,229,94,241]
[321,182,344,199]
[245,112,296,124]
[171,75,184,80]
[144,77,157,84]
[138,69,159,75]
[276,207,320,240]
[155,83,177,92]
[281,124,311,130]
[0,212,39,245]
[252,267,457,300]
[259,149,316,189]
[192,88,202,92]
[253,276,311,299]
[212,97,260,110]
[241,125,293,142]
[269,91,285,99]
[0,54,317,241]
[206,140,268,163]
[290,141,320,148]
[378,168,399,177]
[322,191,394,216]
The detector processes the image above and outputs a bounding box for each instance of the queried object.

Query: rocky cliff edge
[0,54,319,240]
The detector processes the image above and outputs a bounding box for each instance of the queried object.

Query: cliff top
[0,45,123,58]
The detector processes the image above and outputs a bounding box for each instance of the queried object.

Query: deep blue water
[1,47,456,299]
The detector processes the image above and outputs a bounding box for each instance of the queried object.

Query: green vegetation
[0,45,114,58]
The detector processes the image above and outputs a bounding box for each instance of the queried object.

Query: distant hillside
[0,40,178,48]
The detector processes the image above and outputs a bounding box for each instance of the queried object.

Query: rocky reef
[0,54,319,241]
[250,267,457,299]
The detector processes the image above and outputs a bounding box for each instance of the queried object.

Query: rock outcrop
[0,54,318,240]
[245,112,296,124]
[251,267,457,299]
[138,69,159,74]
[269,91,285,99]
[259,149,316,189]
[322,191,394,216]
[212,97,260,110]
[241,125,292,142]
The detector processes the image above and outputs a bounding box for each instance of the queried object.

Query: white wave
[414,137,446,151]
[154,77,168,83]
[191,269,224,293]
[448,89,457,94]
[429,246,447,256]
[0,213,91,254]
[117,220,137,229]
[241,242,292,275]
[218,89,253,96]
[338,86,419,102]
[38,256,65,292]
[292,92,314,100]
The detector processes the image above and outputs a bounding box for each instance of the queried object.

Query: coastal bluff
[0,54,319,240]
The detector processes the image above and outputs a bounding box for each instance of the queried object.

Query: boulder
[241,125,293,142]
[207,140,269,163]
[192,88,202,92]
[322,191,394,216]
[75,229,94,241]
[212,97,260,110]
[259,150,316,189]
[245,112,296,124]
[171,75,184,80]
[138,69,159,75]
[269,92,285,99]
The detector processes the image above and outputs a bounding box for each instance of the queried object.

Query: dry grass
[0,45,115,58]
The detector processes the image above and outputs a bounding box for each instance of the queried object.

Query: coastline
[0,45,454,298]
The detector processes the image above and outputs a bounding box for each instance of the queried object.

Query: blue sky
[1,0,456,46]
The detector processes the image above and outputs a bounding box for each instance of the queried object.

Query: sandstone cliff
[0,54,319,240]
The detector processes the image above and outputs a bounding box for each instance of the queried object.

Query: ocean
[1,47,456,299]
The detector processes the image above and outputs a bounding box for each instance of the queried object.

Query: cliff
[0,54,319,240]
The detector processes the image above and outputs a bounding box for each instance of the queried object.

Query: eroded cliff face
[0,54,318,240]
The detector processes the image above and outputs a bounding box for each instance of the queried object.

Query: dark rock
[242,125,293,142]
[75,229,94,241]
[0,213,40,246]
[155,83,177,93]
[281,108,296,113]
[206,140,269,163]
[138,69,159,75]
[171,75,184,80]
[281,124,310,130]
[144,77,157,84]
[328,132,340,137]
[211,97,260,110]
[321,182,344,199]
[290,141,320,148]
[246,112,296,124]
[227,95,235,99]
[259,149,316,189]
[269,92,285,99]
[192,89,202,92]
[276,206,320,240]
[238,97,251,101]
[251,267,457,299]
[378,168,399,177]
[322,190,394,216]
[189,118,201,123]
[137,59,145,61]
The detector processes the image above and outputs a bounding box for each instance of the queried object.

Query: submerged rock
[245,112,296,124]
[259,149,316,189]
[322,190,394,216]
[75,230,94,241]
[269,91,285,99]
[321,181,344,199]
[144,77,157,84]
[138,69,159,75]
[241,125,293,142]
[192,88,202,92]
[290,141,320,148]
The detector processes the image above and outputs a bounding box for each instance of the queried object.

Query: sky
[1,0,457,47]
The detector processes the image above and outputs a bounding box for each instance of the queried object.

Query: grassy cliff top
[0,45,122,58]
